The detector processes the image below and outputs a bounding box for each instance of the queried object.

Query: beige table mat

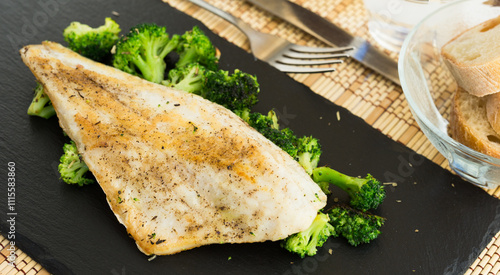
[1,0,500,274]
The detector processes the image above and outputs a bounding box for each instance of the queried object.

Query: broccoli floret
[328,205,385,246]
[312,167,386,211]
[176,26,218,70]
[27,83,56,119]
[243,109,279,131]
[162,65,259,114]
[242,110,299,158]
[282,212,336,258]
[296,136,321,175]
[200,69,260,113]
[162,62,207,93]
[58,141,94,186]
[63,17,121,62]
[270,128,299,159]
[113,23,179,83]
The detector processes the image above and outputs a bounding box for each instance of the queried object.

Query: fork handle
[188,0,255,34]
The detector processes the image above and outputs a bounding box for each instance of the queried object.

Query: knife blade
[245,0,401,86]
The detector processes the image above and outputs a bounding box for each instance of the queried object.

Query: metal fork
[188,0,353,73]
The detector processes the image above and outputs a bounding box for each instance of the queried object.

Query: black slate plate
[1,0,500,274]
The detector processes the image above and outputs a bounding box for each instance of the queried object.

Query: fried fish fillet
[20,42,326,255]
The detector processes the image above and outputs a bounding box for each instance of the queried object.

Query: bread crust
[450,88,500,158]
[441,16,500,97]
[486,92,500,136]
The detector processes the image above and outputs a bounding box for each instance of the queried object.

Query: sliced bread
[450,87,500,158]
[486,92,500,136]
[441,15,500,97]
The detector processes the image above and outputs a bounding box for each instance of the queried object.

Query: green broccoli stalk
[176,26,218,70]
[296,136,321,175]
[328,205,385,246]
[27,83,56,119]
[315,181,331,195]
[63,17,121,62]
[312,167,386,211]
[234,107,251,122]
[162,62,207,93]
[200,69,260,113]
[58,141,94,186]
[242,110,299,158]
[113,23,179,83]
[282,212,336,258]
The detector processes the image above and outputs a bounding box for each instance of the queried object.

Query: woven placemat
[0,236,49,275]
[1,0,498,274]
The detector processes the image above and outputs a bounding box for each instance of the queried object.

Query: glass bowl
[399,0,500,189]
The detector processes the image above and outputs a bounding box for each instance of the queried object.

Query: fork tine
[187,0,351,74]
[276,57,344,66]
[289,45,355,54]
[270,63,338,73]
[283,52,351,59]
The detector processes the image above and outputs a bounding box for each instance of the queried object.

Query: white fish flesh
[20,42,326,255]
